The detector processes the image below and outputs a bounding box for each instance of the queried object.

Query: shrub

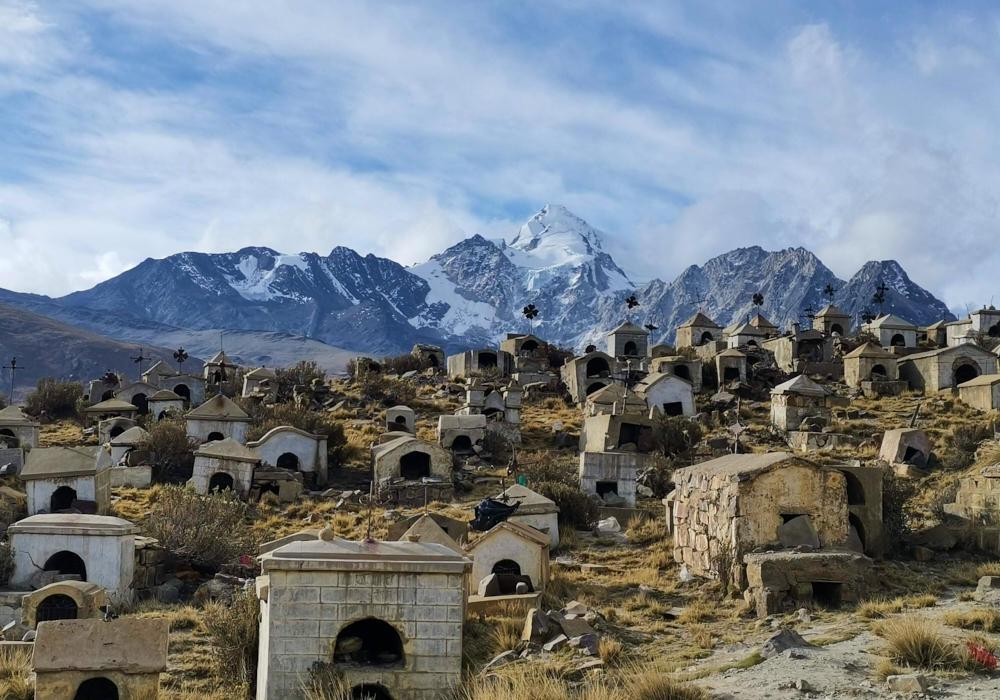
[944,422,995,470]
[653,415,702,458]
[302,662,352,700]
[136,417,196,483]
[143,486,258,570]
[204,589,260,693]
[0,542,13,586]
[276,360,327,403]
[622,668,711,700]
[24,377,83,419]
[383,378,418,407]
[944,607,1000,632]
[882,469,916,556]
[873,617,960,669]
[520,452,577,487]
[381,353,428,375]
[639,453,677,499]
[536,481,600,529]
[243,404,349,467]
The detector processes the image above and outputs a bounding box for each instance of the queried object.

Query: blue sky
[2,1,1000,313]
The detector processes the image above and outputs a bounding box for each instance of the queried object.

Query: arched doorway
[849,513,866,553]
[393,415,408,429]
[450,435,473,453]
[276,453,300,471]
[492,559,522,577]
[840,471,866,505]
[890,334,905,347]
[50,486,78,512]
[351,685,394,700]
[44,551,87,581]
[206,431,225,442]
[36,594,79,623]
[723,367,741,382]
[400,452,430,480]
[663,402,684,416]
[831,323,844,336]
[209,473,234,492]
[623,341,638,356]
[585,383,606,396]
[109,425,125,439]
[478,352,497,370]
[586,357,610,378]
[699,331,714,345]
[74,677,119,700]
[0,429,18,448]
[427,354,439,368]
[335,619,404,668]
[173,384,191,402]
[521,340,539,354]
[673,365,691,382]
[132,393,149,415]
[955,363,980,385]
[746,340,757,347]
[870,364,887,380]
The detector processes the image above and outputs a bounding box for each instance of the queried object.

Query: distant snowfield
[406,259,496,336]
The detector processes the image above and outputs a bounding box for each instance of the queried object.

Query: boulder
[521,608,549,643]
[886,674,928,693]
[542,634,568,652]
[569,633,599,655]
[477,574,501,598]
[915,524,958,551]
[776,515,821,549]
[761,629,812,659]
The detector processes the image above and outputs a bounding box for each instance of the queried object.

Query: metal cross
[130,349,148,376]
[2,358,21,405]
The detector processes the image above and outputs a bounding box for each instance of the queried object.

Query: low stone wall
[377,481,454,508]
[945,468,1000,521]
[861,380,909,398]
[787,431,856,452]
[133,538,167,594]
[744,550,875,617]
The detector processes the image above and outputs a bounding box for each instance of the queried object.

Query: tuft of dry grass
[978,561,1000,578]
[944,607,1000,633]
[626,517,667,546]
[621,667,712,700]
[599,637,626,666]
[874,658,904,682]
[902,594,938,609]
[0,646,33,700]
[203,589,260,691]
[873,617,960,669]
[677,601,714,625]
[858,597,903,620]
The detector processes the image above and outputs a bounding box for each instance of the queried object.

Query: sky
[1,1,1000,313]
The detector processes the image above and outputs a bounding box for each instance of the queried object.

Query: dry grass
[677,601,714,625]
[0,646,33,700]
[873,617,961,669]
[857,597,904,620]
[621,667,712,700]
[874,658,904,682]
[902,594,938,609]
[599,637,626,666]
[944,607,1000,633]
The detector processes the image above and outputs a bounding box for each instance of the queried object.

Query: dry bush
[536,482,600,529]
[275,360,327,403]
[301,662,353,700]
[903,594,938,609]
[979,561,1000,577]
[521,451,577,486]
[626,517,666,546]
[857,597,903,620]
[0,645,32,700]
[677,601,714,624]
[944,607,1000,632]
[454,666,572,700]
[24,377,83,419]
[599,637,625,666]
[622,668,712,700]
[143,486,258,570]
[380,353,429,376]
[137,417,196,483]
[882,470,916,556]
[873,617,960,669]
[946,562,983,587]
[653,415,703,458]
[944,423,996,470]
[874,658,904,682]
[0,542,13,586]
[204,589,259,693]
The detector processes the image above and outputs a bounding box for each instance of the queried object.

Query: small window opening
[74,678,119,700]
[44,551,87,581]
[400,451,431,480]
[663,402,684,416]
[618,423,642,448]
[50,486,77,512]
[206,431,225,442]
[450,435,473,453]
[334,618,404,668]
[674,365,691,381]
[478,352,497,369]
[276,453,300,471]
[596,481,619,498]
[810,582,842,609]
[723,367,741,382]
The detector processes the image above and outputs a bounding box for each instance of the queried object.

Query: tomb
[715,349,748,385]
[879,428,931,472]
[385,405,416,434]
[371,435,453,506]
[140,360,174,387]
[843,342,906,396]
[453,378,522,442]
[724,322,765,348]
[0,405,39,474]
[497,483,561,550]
[744,550,876,617]
[861,314,919,349]
[770,375,832,432]
[944,465,1000,526]
[648,356,703,393]
[203,350,239,386]
[85,375,123,405]
[147,390,185,420]
[189,438,260,499]
[958,374,1000,412]
[649,343,677,358]
[80,398,138,427]
[924,319,949,348]
[247,425,329,488]
[113,381,158,416]
[500,333,554,384]
[395,514,465,555]
[412,343,446,369]
[670,453,851,584]
[243,366,278,403]
[761,325,836,375]
[748,313,779,337]
[32,617,169,700]
[97,418,138,445]
[465,520,550,608]
[256,536,471,700]
[387,513,468,546]
[560,351,619,405]
[897,344,997,393]
[606,322,649,359]
[21,447,111,516]
[946,306,1000,347]
[676,313,722,349]
[144,364,207,406]
[185,394,252,444]
[22,580,108,629]
[634,372,695,417]
[108,426,149,465]
[8,514,138,603]
[812,304,852,337]
[446,348,512,378]
[579,411,655,508]
[437,414,486,452]
[584,384,647,416]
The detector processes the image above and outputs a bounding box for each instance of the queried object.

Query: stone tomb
[465,520,550,602]
[879,428,931,472]
[189,437,261,499]
[32,617,169,700]
[770,375,832,432]
[560,351,618,405]
[715,349,748,384]
[676,313,722,349]
[387,514,468,547]
[634,372,695,417]
[606,322,649,358]
[372,436,453,507]
[108,426,149,465]
[446,348,511,379]
[648,356,703,393]
[898,344,998,393]
[185,394,252,444]
[97,417,137,445]
[436,414,486,452]
[0,405,39,450]
[113,381,158,416]
[21,447,111,516]
[247,425,329,488]
[396,515,465,555]
[744,551,876,617]
[8,514,137,604]
[386,406,416,434]
[243,366,278,403]
[497,483,561,550]
[843,342,908,397]
[958,374,1000,412]
[579,411,655,508]
[148,389,186,420]
[412,343,446,370]
[80,398,138,427]
[22,580,107,629]
[256,536,471,700]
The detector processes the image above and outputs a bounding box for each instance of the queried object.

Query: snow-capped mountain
[0,206,955,359]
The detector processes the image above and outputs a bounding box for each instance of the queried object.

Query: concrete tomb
[436,414,486,452]
[579,411,655,508]
[185,394,251,444]
[844,342,906,397]
[561,351,619,405]
[243,366,278,403]
[80,399,138,427]
[189,437,261,499]
[634,372,695,417]
[897,344,997,393]
[21,447,111,517]
[957,374,1000,412]
[371,435,453,506]
[879,428,931,472]
[247,425,329,488]
[606,322,649,359]
[648,356,703,393]
[21,580,108,629]
[412,343,446,370]
[715,349,748,385]
[812,304,852,337]
[676,313,722,349]
[862,314,920,349]
[465,520,550,607]
[770,375,832,432]
[385,405,416,434]
[113,381,158,416]
[147,390,185,420]
[497,483,561,550]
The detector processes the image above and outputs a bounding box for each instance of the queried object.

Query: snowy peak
[509,204,605,260]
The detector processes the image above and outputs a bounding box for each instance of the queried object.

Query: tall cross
[130,349,149,376]
[693,295,708,313]
[2,358,21,405]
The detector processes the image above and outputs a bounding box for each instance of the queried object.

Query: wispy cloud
[1,0,1000,314]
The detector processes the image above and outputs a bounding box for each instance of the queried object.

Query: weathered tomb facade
[958,374,1000,412]
[500,333,554,384]
[844,342,906,396]
[898,344,998,393]
[97,417,137,445]
[879,428,931,472]
[190,438,261,499]
[8,514,137,604]
[21,446,111,516]
[0,405,38,473]
[243,366,278,403]
[446,348,511,379]
[862,313,920,349]
[812,304,852,336]
[579,411,654,508]
[256,537,471,700]
[676,313,722,349]
[412,343,446,370]
[80,398,138,427]
[22,580,108,629]
[436,414,486,452]
[724,322,765,348]
[497,483,561,550]
[32,617,168,700]
[762,326,836,375]
[148,390,185,420]
[113,381,158,416]
[561,351,618,404]
[744,550,876,617]
[634,372,695,417]
[386,406,416,434]
[649,356,703,393]
[465,520,550,603]
[372,436,453,506]
[770,375,832,432]
[142,360,207,405]
[606,322,649,358]
[247,425,329,488]
[185,394,252,444]
[715,349,748,384]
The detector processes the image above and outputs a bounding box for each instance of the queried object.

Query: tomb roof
[901,344,997,362]
[207,350,235,365]
[109,426,149,445]
[748,313,778,329]
[247,425,324,446]
[717,348,746,358]
[8,513,137,536]
[399,514,465,555]
[957,374,1000,388]
[728,322,764,336]
[844,342,893,359]
[186,394,249,421]
[608,321,649,335]
[466,519,552,551]
[865,314,918,330]
[678,312,720,329]
[498,483,559,515]
[21,446,101,480]
[814,304,850,318]
[771,374,829,397]
[673,452,806,481]
[149,389,182,401]
[33,618,168,673]
[81,398,139,413]
[245,366,277,379]
[194,437,261,463]
[0,406,38,426]
[262,537,472,573]
[636,372,692,391]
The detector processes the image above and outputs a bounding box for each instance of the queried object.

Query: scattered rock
[794,679,813,692]
[913,545,935,562]
[576,658,604,672]
[761,629,813,659]
[564,601,588,616]
[522,608,550,643]
[796,608,810,623]
[543,634,568,652]
[569,633,599,655]
[335,636,363,655]
[886,674,929,693]
[482,650,519,672]
[477,573,501,598]
[776,515,821,549]
[784,649,808,660]
[915,523,957,550]
[515,582,529,595]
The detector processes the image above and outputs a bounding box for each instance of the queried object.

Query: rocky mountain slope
[0,206,955,360]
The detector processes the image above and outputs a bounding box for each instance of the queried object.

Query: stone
[564,600,588,615]
[776,515,821,549]
[913,545,935,562]
[915,524,958,551]
[515,582,529,595]
[477,573,501,598]
[543,634,568,652]
[569,633,599,655]
[193,576,237,607]
[761,629,813,659]
[794,679,813,692]
[483,650,519,672]
[521,608,550,643]
[335,635,364,655]
[581,563,609,574]
[784,649,808,660]
[21,630,35,642]
[576,658,605,672]
[796,608,810,623]
[886,674,929,693]
[554,615,596,639]
[152,581,181,604]
[979,576,1000,590]
[602,492,626,507]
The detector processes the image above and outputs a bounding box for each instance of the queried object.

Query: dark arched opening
[623,341,638,356]
[207,431,225,442]
[746,339,757,347]
[101,390,115,402]
[174,384,191,401]
[276,453,300,471]
[890,333,905,347]
[394,415,408,427]
[585,382,606,396]
[699,331,714,345]
[521,340,539,354]
[840,471,866,505]
[213,371,223,384]
[209,472,234,492]
[36,594,79,623]
[492,559,522,577]
[831,323,844,336]
[158,411,169,421]
[74,677,119,700]
[44,551,87,582]
[723,367,740,382]
[400,451,430,480]
[870,364,887,380]
[131,393,148,415]
[450,435,473,453]
[673,365,691,382]
[50,486,78,512]
[663,402,684,416]
[989,323,1000,338]
[849,513,866,553]
[109,425,125,439]
[0,429,18,448]
[427,354,439,367]
[586,357,610,378]
[956,363,980,385]
[335,618,404,668]
[478,352,497,370]
[351,685,394,700]
[584,344,597,354]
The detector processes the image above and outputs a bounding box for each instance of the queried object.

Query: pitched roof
[901,344,998,362]
[728,322,764,336]
[717,348,746,358]
[748,313,777,329]
[207,351,234,365]
[82,398,139,413]
[815,304,850,318]
[187,395,249,421]
[0,406,38,426]
[866,314,918,330]
[844,342,893,359]
[194,437,261,463]
[110,426,149,445]
[957,374,1000,388]
[21,446,101,480]
[673,452,801,480]
[399,514,465,555]
[245,366,277,379]
[678,312,720,329]
[465,519,551,551]
[498,483,559,515]
[771,374,829,397]
[247,425,324,447]
[586,384,647,409]
[115,381,158,394]
[149,390,182,401]
[636,372,692,391]
[143,360,176,377]
[925,320,950,331]
[609,321,649,335]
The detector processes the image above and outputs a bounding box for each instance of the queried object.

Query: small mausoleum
[185,394,252,444]
[770,375,832,432]
[497,483,561,550]
[465,520,550,601]
[561,351,618,404]
[148,390,185,420]
[190,437,261,499]
[606,322,649,359]
[676,313,721,348]
[813,304,852,336]
[862,314,919,349]
[385,405,416,434]
[247,425,329,488]
[898,344,998,393]
[371,435,453,506]
[635,372,695,416]
[21,446,111,516]
[21,580,108,629]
